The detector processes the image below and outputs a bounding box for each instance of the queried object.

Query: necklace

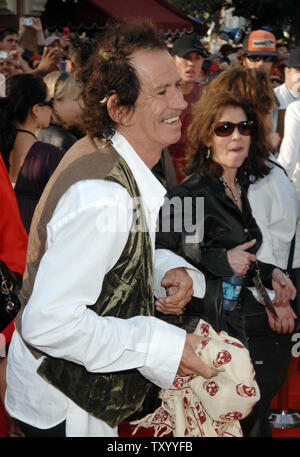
[16,128,37,140]
[219,177,242,202]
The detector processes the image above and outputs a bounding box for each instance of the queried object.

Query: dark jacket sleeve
[156,182,234,279]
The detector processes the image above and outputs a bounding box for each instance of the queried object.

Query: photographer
[0,27,31,73]
[0,52,20,79]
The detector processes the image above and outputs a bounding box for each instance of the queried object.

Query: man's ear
[107,93,127,123]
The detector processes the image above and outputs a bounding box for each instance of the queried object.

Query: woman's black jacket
[155,173,275,331]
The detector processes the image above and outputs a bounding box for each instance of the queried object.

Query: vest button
[135,267,143,280]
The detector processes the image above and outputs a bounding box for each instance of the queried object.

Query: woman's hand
[227,239,257,277]
[272,268,296,306]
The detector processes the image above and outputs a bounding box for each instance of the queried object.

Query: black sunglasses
[213,120,255,137]
[246,55,274,62]
[270,77,282,84]
[38,98,54,108]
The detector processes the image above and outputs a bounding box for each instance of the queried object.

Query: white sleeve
[278,102,300,179]
[22,180,186,389]
[247,176,276,265]
[154,248,206,299]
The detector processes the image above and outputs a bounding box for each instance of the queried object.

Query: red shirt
[169,83,203,182]
[0,155,27,276]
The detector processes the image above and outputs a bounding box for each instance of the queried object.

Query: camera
[0,51,9,59]
[23,18,33,26]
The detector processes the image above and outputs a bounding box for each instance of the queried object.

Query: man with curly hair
[5,20,214,437]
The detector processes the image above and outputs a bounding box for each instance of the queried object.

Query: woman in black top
[5,73,63,233]
[155,91,295,345]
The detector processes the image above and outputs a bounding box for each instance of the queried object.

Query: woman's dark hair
[205,66,277,115]
[77,19,167,140]
[0,98,17,170]
[5,73,48,123]
[185,90,271,186]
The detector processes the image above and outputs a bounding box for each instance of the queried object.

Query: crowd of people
[0,16,299,438]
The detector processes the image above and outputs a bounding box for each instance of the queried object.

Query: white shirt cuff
[138,317,186,388]
[154,248,206,299]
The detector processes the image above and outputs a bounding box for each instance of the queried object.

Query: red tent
[42,0,207,36]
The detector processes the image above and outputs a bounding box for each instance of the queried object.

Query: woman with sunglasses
[5,73,63,233]
[155,90,295,350]
[203,67,300,437]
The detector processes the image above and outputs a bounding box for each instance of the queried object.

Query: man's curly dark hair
[77,19,167,140]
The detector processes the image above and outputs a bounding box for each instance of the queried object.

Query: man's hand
[266,305,297,334]
[272,268,296,306]
[155,267,193,315]
[177,334,218,378]
[32,46,61,77]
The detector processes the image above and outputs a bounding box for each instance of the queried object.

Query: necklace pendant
[219,177,242,202]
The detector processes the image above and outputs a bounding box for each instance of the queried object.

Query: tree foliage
[229,0,300,43]
[167,0,224,21]
[167,0,300,44]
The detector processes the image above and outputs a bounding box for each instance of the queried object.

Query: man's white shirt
[5,131,205,436]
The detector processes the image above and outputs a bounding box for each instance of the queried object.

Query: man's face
[118,48,187,160]
[174,51,203,84]
[284,67,300,92]
[244,55,274,75]
[0,33,19,51]
[0,58,18,79]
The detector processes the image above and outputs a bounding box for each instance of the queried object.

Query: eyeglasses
[213,120,255,137]
[246,55,274,62]
[38,98,54,108]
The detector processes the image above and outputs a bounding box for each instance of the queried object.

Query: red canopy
[42,0,207,36]
[89,0,207,35]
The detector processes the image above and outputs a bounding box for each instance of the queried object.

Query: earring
[206,147,211,159]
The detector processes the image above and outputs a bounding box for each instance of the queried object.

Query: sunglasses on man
[270,77,282,84]
[246,55,274,62]
[213,120,255,137]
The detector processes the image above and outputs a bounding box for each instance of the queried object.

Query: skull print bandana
[131,319,260,437]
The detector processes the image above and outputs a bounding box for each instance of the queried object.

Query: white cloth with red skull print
[131,319,260,437]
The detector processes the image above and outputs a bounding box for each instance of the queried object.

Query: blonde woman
[38,71,84,153]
